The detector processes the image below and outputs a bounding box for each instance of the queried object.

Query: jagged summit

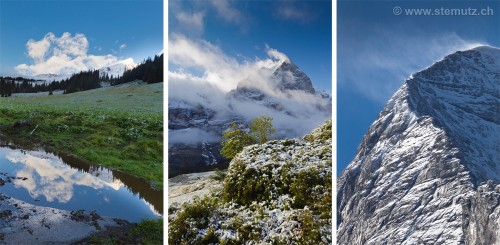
[234,59,316,95]
[272,60,315,93]
[338,47,499,244]
[407,46,499,183]
[472,45,500,54]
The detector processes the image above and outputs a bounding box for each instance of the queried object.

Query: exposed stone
[338,46,500,244]
[12,120,32,128]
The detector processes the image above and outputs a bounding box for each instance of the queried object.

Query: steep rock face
[337,46,500,244]
[462,181,500,245]
[273,60,315,93]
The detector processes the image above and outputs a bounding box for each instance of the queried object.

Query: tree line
[0,54,163,97]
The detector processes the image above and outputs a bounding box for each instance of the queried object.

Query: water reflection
[0,146,163,222]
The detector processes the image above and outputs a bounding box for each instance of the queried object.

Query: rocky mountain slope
[169,120,332,244]
[337,46,500,244]
[98,58,136,79]
[168,171,223,207]
[168,59,331,177]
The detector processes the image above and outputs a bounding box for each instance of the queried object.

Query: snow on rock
[168,59,331,177]
[168,171,223,207]
[338,46,500,244]
[32,73,72,82]
[169,120,332,244]
[99,58,136,78]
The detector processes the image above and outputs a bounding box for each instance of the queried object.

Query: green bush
[132,218,163,245]
[220,122,256,159]
[220,116,276,159]
[297,210,322,244]
[223,160,279,205]
[169,196,219,244]
[210,168,227,182]
[249,115,275,144]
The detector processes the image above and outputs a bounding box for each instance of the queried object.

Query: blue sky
[168,0,332,94]
[0,0,162,76]
[337,0,500,173]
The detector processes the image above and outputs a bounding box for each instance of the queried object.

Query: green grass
[131,218,164,244]
[0,82,163,188]
[80,218,163,244]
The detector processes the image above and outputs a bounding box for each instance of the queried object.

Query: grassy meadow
[0,82,163,188]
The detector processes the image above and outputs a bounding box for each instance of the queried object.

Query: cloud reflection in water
[7,150,123,203]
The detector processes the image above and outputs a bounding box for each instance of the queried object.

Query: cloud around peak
[16,32,129,76]
[168,34,293,93]
[168,34,331,138]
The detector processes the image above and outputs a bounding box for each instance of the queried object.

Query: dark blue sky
[0,0,163,76]
[337,0,500,173]
[168,0,332,93]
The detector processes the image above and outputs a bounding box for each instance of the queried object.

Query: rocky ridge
[337,46,500,244]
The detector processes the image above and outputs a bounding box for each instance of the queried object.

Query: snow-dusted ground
[168,171,222,207]
[169,120,332,244]
[10,90,64,97]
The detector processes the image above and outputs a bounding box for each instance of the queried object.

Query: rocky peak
[234,59,316,95]
[337,46,500,244]
[272,59,316,94]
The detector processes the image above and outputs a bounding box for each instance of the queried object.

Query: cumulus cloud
[16,32,125,76]
[338,32,486,103]
[26,33,53,63]
[169,34,331,139]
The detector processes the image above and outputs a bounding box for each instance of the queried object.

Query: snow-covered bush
[169,120,332,244]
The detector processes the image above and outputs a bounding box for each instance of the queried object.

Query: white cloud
[338,32,486,103]
[26,32,53,63]
[16,32,128,76]
[169,34,331,138]
[170,0,246,35]
[53,32,88,57]
[266,45,290,63]
[120,43,127,50]
[175,11,205,34]
[276,5,312,23]
[169,34,296,93]
[168,33,241,91]
[208,0,243,23]
[169,128,221,145]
